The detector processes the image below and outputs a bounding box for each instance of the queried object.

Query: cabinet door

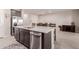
[23,30,30,48]
[15,28,20,42]
[43,32,51,49]
[19,29,24,44]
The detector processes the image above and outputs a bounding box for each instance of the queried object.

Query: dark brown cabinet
[19,29,24,44]
[42,32,51,49]
[14,28,30,48]
[23,29,30,48]
[60,25,75,32]
[14,28,52,49]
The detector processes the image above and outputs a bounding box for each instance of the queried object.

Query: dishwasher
[30,31,42,49]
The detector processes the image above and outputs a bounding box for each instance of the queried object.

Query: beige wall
[0,9,11,37]
[22,10,38,26]
[38,13,73,26]
[4,9,11,36]
[22,10,79,33]
[22,14,32,26]
[30,14,38,23]
[0,10,5,37]
[72,10,79,33]
[22,10,74,27]
[38,12,73,31]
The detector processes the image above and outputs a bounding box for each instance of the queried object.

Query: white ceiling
[22,9,75,15]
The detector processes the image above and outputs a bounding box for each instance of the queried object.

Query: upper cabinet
[11,9,22,17]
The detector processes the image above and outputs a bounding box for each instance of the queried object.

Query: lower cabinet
[15,28,52,49]
[20,29,24,44]
[23,29,30,48]
[42,32,51,49]
[15,28,30,48]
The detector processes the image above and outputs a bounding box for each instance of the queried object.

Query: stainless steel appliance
[30,31,42,49]
[12,16,23,35]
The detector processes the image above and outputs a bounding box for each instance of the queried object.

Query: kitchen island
[14,26,55,49]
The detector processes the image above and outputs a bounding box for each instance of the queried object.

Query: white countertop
[14,25,55,48]
[14,26,55,33]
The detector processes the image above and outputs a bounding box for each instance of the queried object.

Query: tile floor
[0,30,79,49]
[0,36,27,49]
[55,31,79,49]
